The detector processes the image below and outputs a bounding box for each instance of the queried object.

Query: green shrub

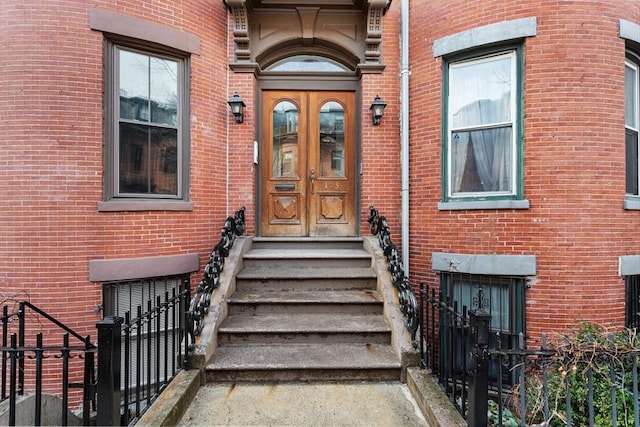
[488,399,520,427]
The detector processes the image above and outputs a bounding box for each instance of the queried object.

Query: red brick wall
[409,0,640,340]
[0,0,230,346]
[226,66,258,234]
[360,3,403,236]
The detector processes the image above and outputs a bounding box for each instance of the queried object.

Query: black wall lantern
[227,92,246,123]
[369,95,387,126]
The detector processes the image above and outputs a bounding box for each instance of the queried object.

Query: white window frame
[445,50,519,200]
[626,56,640,197]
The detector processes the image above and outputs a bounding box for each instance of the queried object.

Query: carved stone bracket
[365,0,390,64]
[226,0,251,62]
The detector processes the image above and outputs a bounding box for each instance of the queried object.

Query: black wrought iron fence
[419,283,473,416]
[97,275,191,426]
[0,301,96,426]
[418,284,640,426]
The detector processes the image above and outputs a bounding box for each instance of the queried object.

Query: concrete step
[251,237,365,250]
[205,343,402,382]
[217,313,392,344]
[228,289,383,315]
[205,236,402,384]
[236,266,376,291]
[241,248,372,269]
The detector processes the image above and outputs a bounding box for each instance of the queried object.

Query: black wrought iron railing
[187,206,245,345]
[418,285,640,426]
[419,284,472,416]
[1,301,96,426]
[98,275,191,426]
[367,205,418,343]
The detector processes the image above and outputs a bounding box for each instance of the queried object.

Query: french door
[260,90,357,236]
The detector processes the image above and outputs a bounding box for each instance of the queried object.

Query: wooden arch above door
[223,0,392,74]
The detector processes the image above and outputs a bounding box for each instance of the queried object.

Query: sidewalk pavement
[176,381,430,427]
[136,368,465,427]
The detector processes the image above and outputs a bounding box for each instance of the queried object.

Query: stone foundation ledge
[136,369,201,427]
[406,367,466,427]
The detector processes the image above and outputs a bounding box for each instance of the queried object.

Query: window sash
[626,58,640,196]
[446,51,519,199]
[111,46,184,199]
[627,128,639,195]
[626,59,639,131]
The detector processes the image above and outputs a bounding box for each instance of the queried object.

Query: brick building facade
[2,0,640,372]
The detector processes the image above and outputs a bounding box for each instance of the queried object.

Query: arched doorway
[256,55,360,236]
[224,1,393,236]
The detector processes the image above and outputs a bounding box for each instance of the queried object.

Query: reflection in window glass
[626,58,640,195]
[267,55,350,72]
[119,52,178,126]
[117,48,180,196]
[119,124,178,194]
[272,101,299,178]
[627,61,638,130]
[319,101,345,177]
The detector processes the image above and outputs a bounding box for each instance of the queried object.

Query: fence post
[468,309,491,427]
[96,316,123,426]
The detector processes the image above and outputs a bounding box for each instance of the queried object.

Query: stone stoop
[205,237,402,382]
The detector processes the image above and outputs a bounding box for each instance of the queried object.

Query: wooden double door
[261,91,357,236]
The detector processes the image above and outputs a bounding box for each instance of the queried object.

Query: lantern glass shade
[369,95,387,125]
[227,93,246,123]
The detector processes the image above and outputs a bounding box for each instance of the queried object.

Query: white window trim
[446,51,518,200]
[626,58,640,205]
[621,20,640,209]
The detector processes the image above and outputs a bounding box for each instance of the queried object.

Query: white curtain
[451,95,512,193]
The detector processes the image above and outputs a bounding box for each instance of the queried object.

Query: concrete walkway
[176,381,430,427]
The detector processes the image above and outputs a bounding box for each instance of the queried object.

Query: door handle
[309,168,315,194]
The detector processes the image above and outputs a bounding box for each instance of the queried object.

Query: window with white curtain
[440,272,526,386]
[626,53,640,196]
[445,49,521,200]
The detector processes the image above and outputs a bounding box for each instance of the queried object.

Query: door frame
[256,78,362,237]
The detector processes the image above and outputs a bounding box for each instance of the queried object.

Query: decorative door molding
[224,0,392,74]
